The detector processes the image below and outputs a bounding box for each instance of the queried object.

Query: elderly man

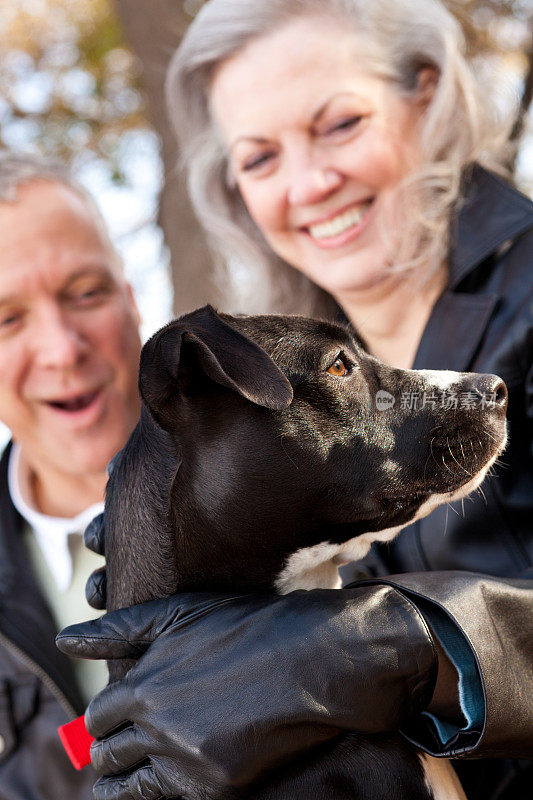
[0,153,142,799]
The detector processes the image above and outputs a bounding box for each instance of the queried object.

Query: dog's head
[121,305,506,593]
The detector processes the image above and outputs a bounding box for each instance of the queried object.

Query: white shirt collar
[8,442,104,592]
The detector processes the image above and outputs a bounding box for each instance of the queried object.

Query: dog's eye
[327,357,348,377]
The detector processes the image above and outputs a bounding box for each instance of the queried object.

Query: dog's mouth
[371,424,507,529]
[428,423,507,493]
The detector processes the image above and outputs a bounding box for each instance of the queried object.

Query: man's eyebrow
[61,266,115,284]
[0,266,115,304]
[229,92,361,150]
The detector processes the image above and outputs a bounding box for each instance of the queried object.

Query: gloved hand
[83,454,120,610]
[84,513,106,609]
[56,586,437,800]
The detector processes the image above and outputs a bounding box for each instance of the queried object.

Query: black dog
[104,305,507,800]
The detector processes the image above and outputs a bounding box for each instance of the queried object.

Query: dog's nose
[465,374,508,411]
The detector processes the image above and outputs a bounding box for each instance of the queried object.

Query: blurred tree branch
[0,0,146,170]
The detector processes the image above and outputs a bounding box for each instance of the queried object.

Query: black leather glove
[84,454,120,609]
[57,586,436,800]
[84,512,107,609]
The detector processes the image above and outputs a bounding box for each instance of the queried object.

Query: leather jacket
[0,443,95,800]
[342,165,533,799]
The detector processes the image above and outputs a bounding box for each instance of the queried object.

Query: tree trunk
[113,0,217,316]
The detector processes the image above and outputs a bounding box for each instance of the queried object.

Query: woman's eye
[0,311,22,330]
[323,116,362,137]
[327,357,349,377]
[241,151,277,173]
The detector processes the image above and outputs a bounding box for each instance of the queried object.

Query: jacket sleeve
[357,571,533,759]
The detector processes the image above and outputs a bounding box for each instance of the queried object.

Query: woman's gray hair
[167,0,514,317]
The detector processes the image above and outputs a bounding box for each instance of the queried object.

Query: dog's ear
[139,305,293,417]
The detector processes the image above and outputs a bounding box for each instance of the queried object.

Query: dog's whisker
[447,501,461,517]
[493,457,509,470]
[447,437,473,478]
[445,438,459,476]
[477,484,488,506]
[482,430,498,443]
[441,453,453,474]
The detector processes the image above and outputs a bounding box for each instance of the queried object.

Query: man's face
[0,180,142,482]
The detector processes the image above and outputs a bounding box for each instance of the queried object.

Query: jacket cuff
[351,571,533,759]
[402,597,483,756]
[349,575,484,756]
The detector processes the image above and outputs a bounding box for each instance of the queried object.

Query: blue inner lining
[416,599,484,746]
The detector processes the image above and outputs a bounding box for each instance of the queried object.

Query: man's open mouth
[46,389,101,412]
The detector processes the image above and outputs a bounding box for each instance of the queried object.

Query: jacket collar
[412,166,533,372]
[448,164,533,290]
[0,444,85,713]
[412,292,498,371]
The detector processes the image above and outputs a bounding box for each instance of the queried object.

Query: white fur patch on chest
[273,489,452,594]
[273,464,494,596]
[274,524,402,593]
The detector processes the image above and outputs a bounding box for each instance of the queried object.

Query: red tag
[58,715,94,770]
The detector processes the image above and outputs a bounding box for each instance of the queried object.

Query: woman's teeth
[308,203,370,240]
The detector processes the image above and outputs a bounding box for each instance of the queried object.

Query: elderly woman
[60,1,533,798]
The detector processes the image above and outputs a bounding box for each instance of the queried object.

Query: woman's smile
[301,198,375,248]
